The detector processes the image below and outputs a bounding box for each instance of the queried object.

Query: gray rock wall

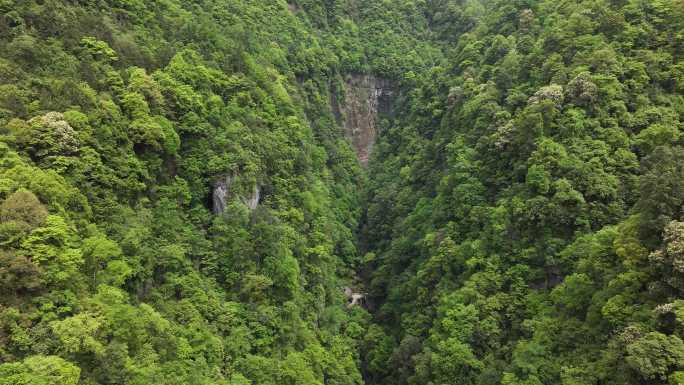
[332,74,393,166]
[212,174,260,214]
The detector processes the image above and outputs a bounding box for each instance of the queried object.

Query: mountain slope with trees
[1,0,684,385]
[0,1,379,383]
[360,1,684,384]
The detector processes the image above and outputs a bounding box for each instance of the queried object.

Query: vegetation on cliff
[361,1,684,384]
[1,0,684,384]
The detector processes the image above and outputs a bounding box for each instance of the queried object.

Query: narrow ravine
[2,2,683,385]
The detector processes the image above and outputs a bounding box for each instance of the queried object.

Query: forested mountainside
[361,1,684,385]
[0,0,684,384]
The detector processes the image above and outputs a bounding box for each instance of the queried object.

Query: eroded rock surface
[344,286,367,308]
[332,74,393,166]
[243,184,260,211]
[212,175,261,214]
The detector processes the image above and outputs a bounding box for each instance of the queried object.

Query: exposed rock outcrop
[332,74,393,166]
[212,175,261,214]
[344,286,367,308]
[243,184,260,211]
[212,175,234,214]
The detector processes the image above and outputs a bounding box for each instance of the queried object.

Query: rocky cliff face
[212,175,261,214]
[332,74,393,166]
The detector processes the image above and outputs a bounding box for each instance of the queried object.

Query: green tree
[0,355,80,385]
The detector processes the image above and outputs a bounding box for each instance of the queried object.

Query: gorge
[0,1,684,385]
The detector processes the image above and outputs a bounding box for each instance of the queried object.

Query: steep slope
[2,0,684,385]
[360,1,684,384]
[332,74,394,166]
[0,1,372,384]
[0,0,447,383]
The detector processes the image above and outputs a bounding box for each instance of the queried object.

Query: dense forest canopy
[0,0,684,384]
